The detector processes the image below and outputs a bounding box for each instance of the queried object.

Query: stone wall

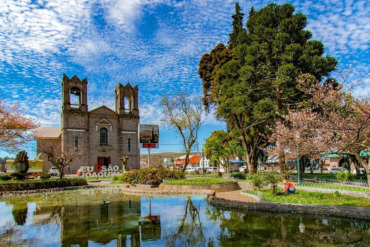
[207,194,370,221]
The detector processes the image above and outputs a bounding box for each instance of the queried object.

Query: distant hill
[140,152,200,167]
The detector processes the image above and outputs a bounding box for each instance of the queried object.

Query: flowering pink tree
[271,74,370,183]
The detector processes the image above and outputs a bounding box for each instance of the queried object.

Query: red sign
[143,143,156,148]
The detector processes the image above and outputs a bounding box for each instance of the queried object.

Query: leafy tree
[198,3,337,174]
[161,93,203,171]
[204,130,245,174]
[271,74,370,184]
[0,100,38,150]
[228,2,247,50]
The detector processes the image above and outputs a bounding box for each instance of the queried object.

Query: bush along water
[40,173,52,180]
[0,175,12,181]
[112,167,185,186]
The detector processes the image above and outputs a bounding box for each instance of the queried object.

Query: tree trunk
[271,185,276,195]
[182,152,191,172]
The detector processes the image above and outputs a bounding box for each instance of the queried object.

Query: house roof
[34,127,61,139]
[189,155,201,164]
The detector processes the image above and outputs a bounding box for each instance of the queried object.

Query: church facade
[35,75,140,173]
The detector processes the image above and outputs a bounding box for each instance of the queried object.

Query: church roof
[89,106,117,115]
[34,126,61,139]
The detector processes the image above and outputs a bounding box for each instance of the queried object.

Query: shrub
[262,172,281,195]
[251,172,264,191]
[40,173,52,180]
[0,175,12,181]
[114,167,185,185]
[336,171,350,184]
[230,172,246,180]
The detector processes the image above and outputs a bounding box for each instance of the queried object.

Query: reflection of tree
[166,197,206,246]
[205,206,370,247]
[12,202,28,225]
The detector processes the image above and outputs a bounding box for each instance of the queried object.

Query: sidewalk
[214,182,258,203]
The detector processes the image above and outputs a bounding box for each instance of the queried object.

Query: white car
[185,167,196,173]
[239,166,247,173]
[206,167,218,173]
[330,167,348,173]
[352,168,365,175]
[48,167,59,176]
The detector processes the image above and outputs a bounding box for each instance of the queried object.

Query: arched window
[74,136,79,148]
[100,128,108,146]
[128,138,131,152]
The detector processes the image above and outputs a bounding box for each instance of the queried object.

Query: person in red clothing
[281,179,296,194]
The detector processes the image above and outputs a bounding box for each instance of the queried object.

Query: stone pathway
[214,182,258,203]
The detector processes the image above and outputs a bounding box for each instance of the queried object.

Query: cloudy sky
[0,0,369,157]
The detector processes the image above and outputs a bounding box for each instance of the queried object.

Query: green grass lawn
[302,173,367,181]
[185,173,219,178]
[245,189,370,207]
[164,177,232,186]
[299,182,370,192]
[84,177,112,181]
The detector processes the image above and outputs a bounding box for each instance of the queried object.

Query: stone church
[35,75,140,173]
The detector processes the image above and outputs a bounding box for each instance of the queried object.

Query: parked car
[48,167,59,177]
[185,167,196,173]
[352,168,365,175]
[206,167,218,173]
[239,166,247,173]
[330,167,348,173]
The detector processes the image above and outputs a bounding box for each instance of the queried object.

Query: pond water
[0,188,369,246]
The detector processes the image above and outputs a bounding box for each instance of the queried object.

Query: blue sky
[0,0,369,158]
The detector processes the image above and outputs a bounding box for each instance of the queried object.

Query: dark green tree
[227,2,247,49]
[198,3,337,174]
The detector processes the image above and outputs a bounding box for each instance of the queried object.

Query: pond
[0,188,369,246]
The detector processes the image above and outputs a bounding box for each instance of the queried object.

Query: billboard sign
[139,124,159,148]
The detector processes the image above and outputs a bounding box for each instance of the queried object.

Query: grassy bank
[0,178,87,192]
[164,177,232,186]
[245,189,370,207]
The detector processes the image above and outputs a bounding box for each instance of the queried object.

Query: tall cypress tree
[199,3,337,174]
[227,2,247,50]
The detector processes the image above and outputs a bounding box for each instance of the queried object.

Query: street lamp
[201,149,205,176]
[296,138,301,185]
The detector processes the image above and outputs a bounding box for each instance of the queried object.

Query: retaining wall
[207,193,370,221]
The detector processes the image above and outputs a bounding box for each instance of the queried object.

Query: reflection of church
[7,191,162,246]
[35,75,140,173]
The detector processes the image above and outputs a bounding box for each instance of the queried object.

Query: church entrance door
[98,157,111,168]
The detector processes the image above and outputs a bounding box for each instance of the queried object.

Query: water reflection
[12,202,28,226]
[0,188,369,246]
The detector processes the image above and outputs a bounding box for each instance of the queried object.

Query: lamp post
[201,149,205,176]
[296,143,301,185]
